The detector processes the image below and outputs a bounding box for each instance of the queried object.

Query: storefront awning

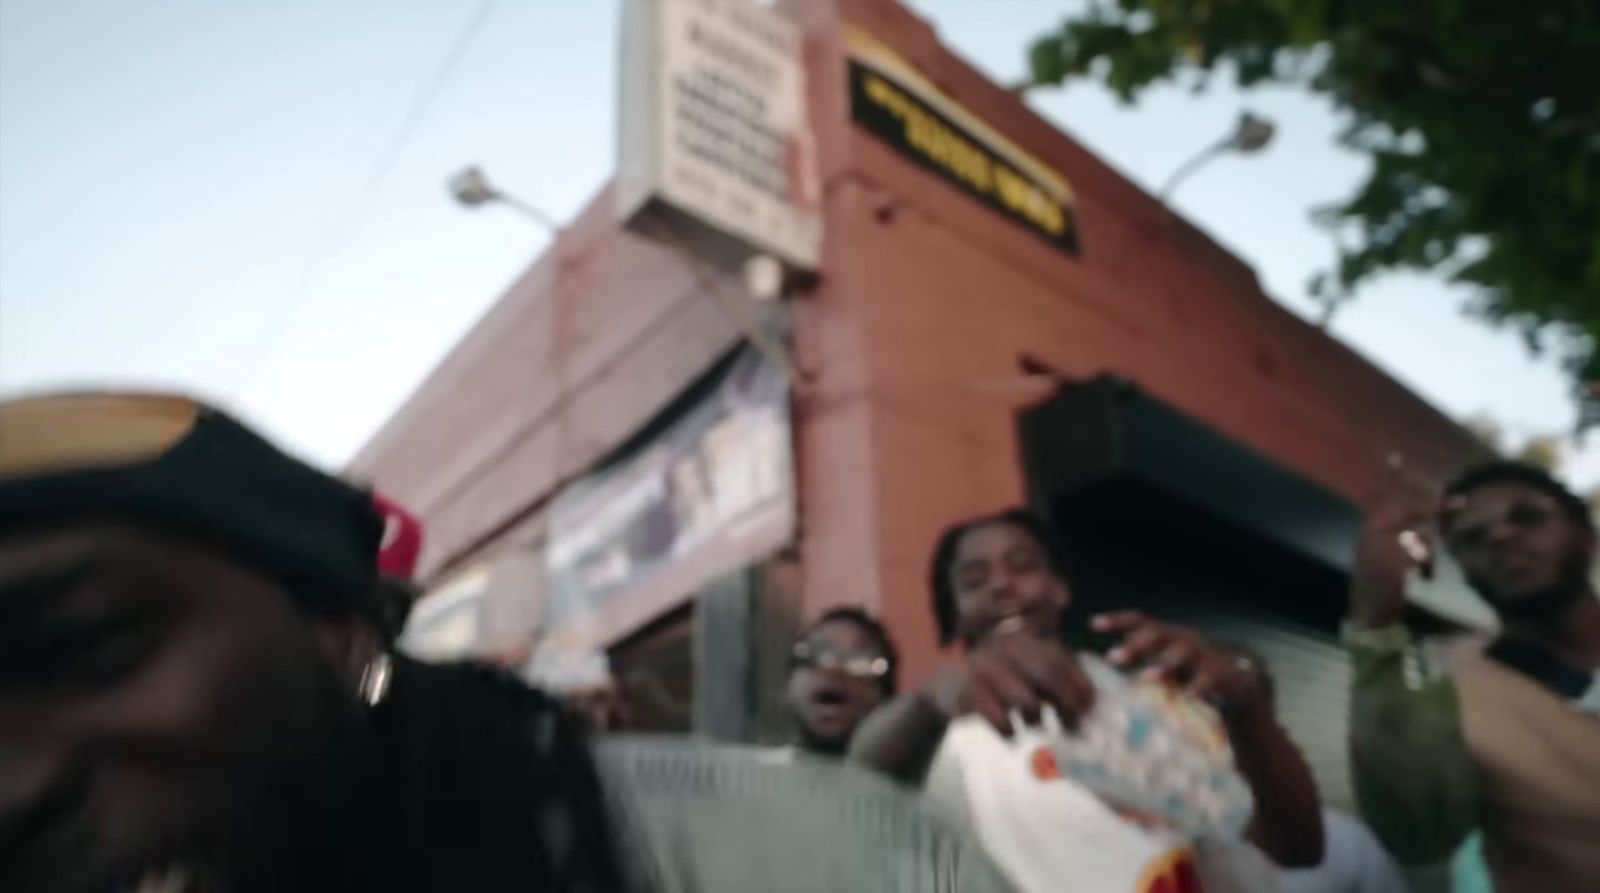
[1018,377,1499,631]
[1020,377,1360,572]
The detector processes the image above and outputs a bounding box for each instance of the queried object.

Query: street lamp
[1159,111,1276,201]
[448,165,563,232]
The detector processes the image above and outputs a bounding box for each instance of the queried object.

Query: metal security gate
[1127,599,1353,809]
[1050,477,1356,809]
[1017,377,1365,809]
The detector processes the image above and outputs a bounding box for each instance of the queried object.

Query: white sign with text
[617,0,821,269]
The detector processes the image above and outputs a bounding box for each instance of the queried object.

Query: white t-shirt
[922,656,1277,893]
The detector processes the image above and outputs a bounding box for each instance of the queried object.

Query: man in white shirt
[851,508,1326,892]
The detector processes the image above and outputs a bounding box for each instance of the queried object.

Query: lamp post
[1159,111,1276,201]
[447,165,803,384]
[448,165,563,232]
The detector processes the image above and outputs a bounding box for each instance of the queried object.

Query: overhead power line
[228,0,501,406]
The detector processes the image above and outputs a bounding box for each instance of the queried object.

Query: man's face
[951,521,1069,644]
[1442,482,1594,615]
[785,620,889,754]
[0,522,365,893]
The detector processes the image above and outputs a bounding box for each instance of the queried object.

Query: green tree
[1025,0,1600,384]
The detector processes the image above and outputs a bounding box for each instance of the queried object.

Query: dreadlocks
[366,658,638,892]
[928,508,1072,646]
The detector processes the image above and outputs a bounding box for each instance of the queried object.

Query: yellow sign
[845,26,1079,254]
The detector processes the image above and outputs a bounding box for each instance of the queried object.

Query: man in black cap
[0,391,1014,893]
[0,392,630,892]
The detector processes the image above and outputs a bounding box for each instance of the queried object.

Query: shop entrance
[1052,478,1355,806]
[1020,379,1361,806]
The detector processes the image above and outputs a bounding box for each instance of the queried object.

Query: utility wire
[228,0,500,406]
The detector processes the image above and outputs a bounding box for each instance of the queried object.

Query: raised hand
[1350,502,1438,629]
[1093,611,1270,718]
[922,634,1096,737]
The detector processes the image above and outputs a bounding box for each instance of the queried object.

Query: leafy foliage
[1026,0,1600,384]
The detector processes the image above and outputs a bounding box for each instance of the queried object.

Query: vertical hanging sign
[617,0,821,270]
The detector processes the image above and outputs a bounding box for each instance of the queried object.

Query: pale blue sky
[2,0,1593,486]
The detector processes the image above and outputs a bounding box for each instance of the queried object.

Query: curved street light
[1159,111,1276,201]
[448,165,563,232]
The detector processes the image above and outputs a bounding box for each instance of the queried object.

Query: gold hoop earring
[358,652,393,707]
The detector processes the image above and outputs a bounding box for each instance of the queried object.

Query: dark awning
[1018,376,1361,574]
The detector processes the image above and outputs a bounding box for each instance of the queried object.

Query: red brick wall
[349,186,744,578]
[354,0,1484,684]
[784,0,1485,679]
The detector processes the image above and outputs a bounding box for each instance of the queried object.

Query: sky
[1,0,1594,487]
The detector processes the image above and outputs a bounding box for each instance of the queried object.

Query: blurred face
[785,619,889,755]
[0,522,370,893]
[950,521,1070,645]
[1442,482,1594,618]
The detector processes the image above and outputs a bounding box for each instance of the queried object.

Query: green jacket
[1346,627,1481,865]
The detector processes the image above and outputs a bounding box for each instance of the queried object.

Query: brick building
[351,0,1486,804]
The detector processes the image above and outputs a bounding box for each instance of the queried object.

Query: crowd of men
[1,390,1595,892]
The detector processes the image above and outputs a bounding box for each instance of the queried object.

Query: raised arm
[851,636,1095,783]
[1343,503,1480,863]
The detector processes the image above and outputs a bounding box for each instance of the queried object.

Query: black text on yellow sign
[847,60,1080,255]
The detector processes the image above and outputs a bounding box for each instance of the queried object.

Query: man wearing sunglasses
[784,607,899,758]
[1345,461,1600,892]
